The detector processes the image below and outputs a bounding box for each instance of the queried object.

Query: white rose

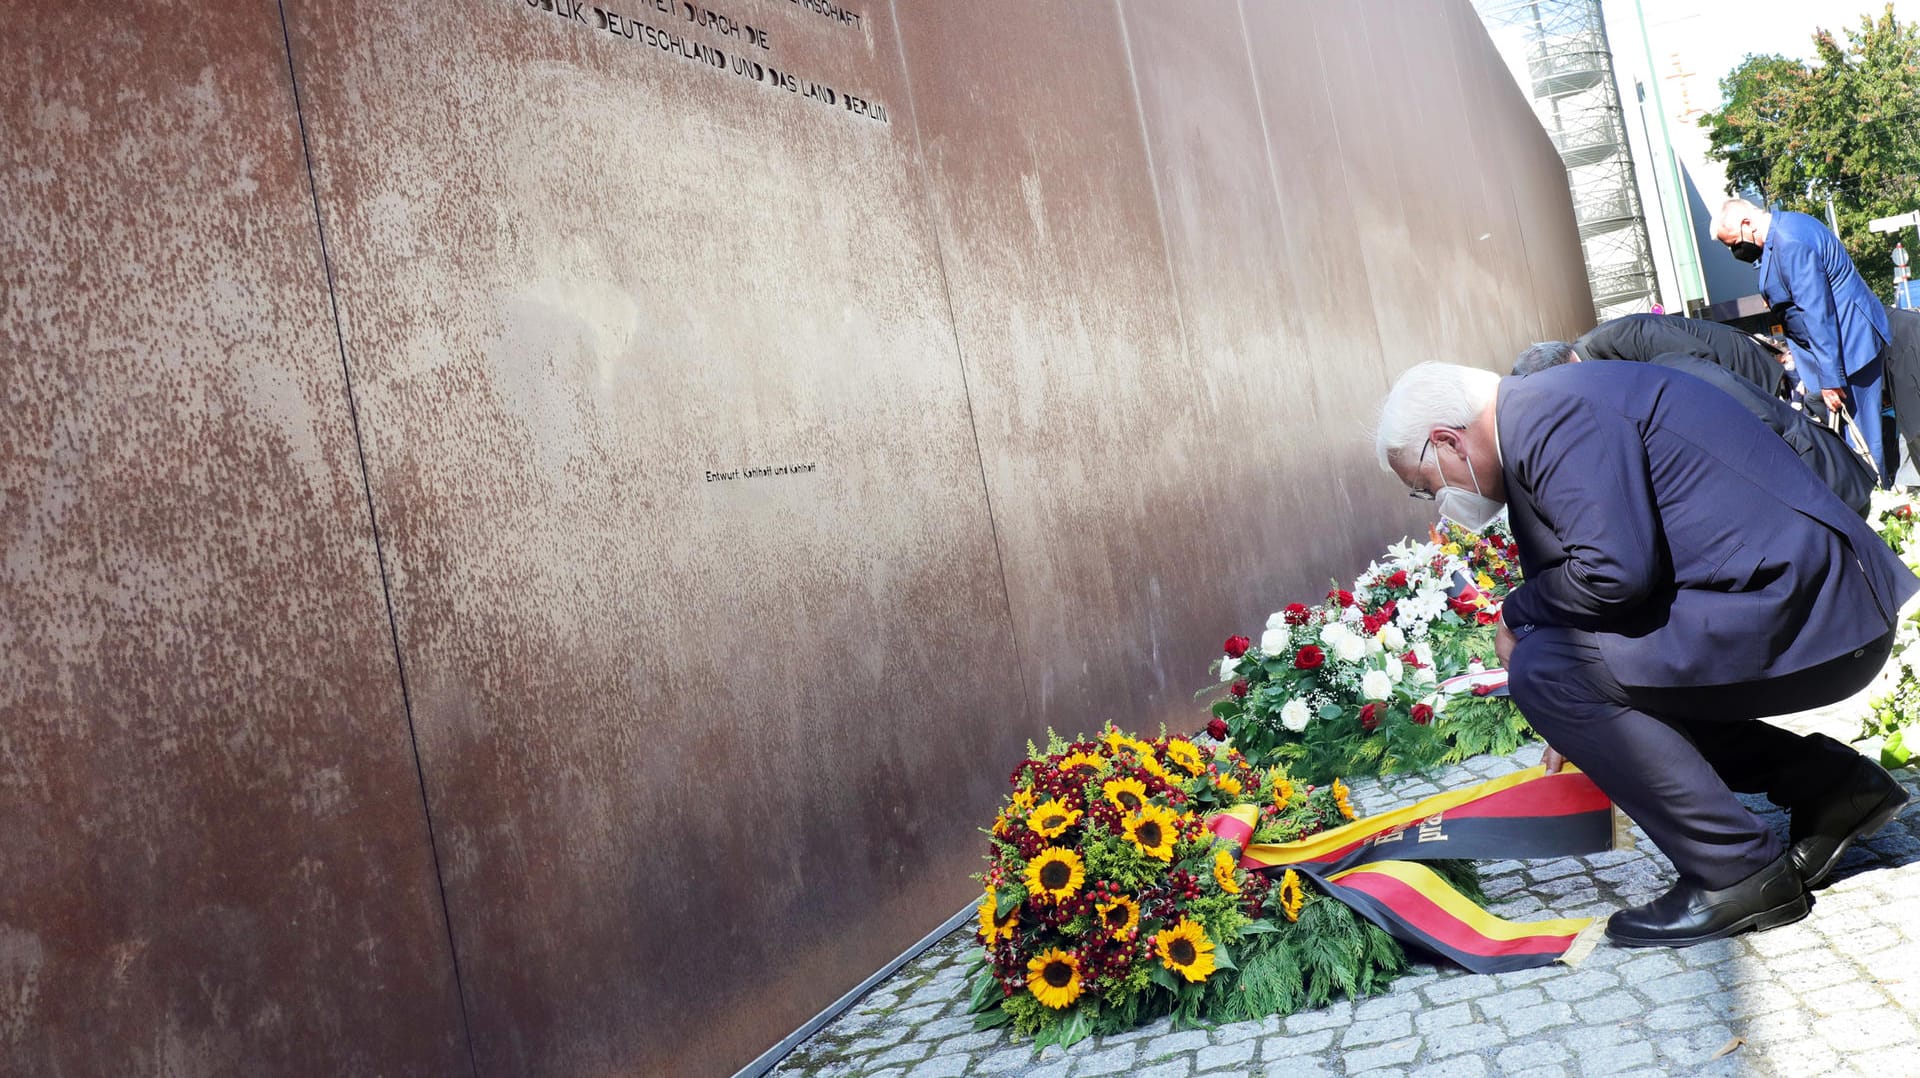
[1220,654,1240,680]
[1261,626,1290,653]
[1467,658,1486,675]
[1266,610,1291,632]
[1415,665,1437,686]
[1332,633,1368,664]
[1281,698,1312,732]
[1413,642,1435,668]
[1341,605,1363,623]
[1362,669,1393,701]
[1385,655,1404,682]
[1380,624,1406,651]
[1366,635,1385,657]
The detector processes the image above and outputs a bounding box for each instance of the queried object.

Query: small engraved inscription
[705,462,819,482]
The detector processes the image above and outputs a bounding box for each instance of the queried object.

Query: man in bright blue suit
[1376,361,1914,948]
[1714,200,1891,479]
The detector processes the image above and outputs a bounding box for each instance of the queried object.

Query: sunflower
[1057,751,1106,781]
[1102,730,1152,758]
[1028,799,1081,838]
[977,888,1018,943]
[1212,847,1242,895]
[1153,920,1217,983]
[1026,947,1084,1009]
[1217,773,1244,798]
[1009,788,1036,815]
[1025,847,1087,901]
[1269,773,1294,808]
[1278,868,1306,922]
[1123,805,1178,861]
[1101,776,1149,814]
[1164,738,1205,777]
[1332,778,1356,821]
[1095,893,1140,939]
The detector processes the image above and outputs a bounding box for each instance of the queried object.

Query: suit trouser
[1846,357,1887,483]
[1507,627,1892,890]
[1884,339,1920,474]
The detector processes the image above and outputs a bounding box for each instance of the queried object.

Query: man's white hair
[1375,362,1500,472]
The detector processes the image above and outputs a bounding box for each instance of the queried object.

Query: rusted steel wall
[0,1,1589,1074]
[0,2,470,1074]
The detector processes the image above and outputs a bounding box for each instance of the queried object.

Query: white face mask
[1435,438,1505,532]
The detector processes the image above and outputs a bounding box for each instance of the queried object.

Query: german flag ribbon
[1207,766,1619,973]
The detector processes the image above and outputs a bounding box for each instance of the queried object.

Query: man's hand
[1822,386,1847,413]
[1542,745,1568,774]
[1494,618,1517,668]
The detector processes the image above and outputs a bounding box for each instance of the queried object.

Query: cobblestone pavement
[772,703,1920,1078]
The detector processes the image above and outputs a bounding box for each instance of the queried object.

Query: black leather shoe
[1605,853,1808,948]
[1789,755,1911,888]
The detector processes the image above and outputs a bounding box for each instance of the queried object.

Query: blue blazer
[1758,210,1890,391]
[1498,362,1914,688]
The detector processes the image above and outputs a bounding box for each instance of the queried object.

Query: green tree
[1699,5,1920,300]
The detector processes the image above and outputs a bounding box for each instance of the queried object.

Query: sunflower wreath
[968,728,1481,1048]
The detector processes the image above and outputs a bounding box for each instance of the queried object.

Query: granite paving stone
[1192,1041,1257,1071]
[768,717,1920,1078]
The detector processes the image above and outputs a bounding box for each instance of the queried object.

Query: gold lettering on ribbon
[1417,813,1448,843]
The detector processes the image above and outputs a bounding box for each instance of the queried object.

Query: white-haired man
[1377,360,1913,947]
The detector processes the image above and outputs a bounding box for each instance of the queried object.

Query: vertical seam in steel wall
[271,4,481,1073]
[1236,0,1390,374]
[886,0,1035,729]
[1112,1,1200,410]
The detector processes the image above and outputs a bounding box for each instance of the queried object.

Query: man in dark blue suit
[1714,200,1891,479]
[1376,361,1914,948]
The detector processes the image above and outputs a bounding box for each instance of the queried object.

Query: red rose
[1329,589,1356,608]
[1227,680,1249,700]
[1359,703,1380,732]
[1224,635,1252,658]
[1387,570,1409,588]
[1475,610,1500,626]
[1294,645,1325,670]
[1411,703,1433,725]
[1283,603,1310,626]
[1472,683,1494,697]
[1402,649,1424,669]
[1207,718,1230,740]
[1448,595,1479,617]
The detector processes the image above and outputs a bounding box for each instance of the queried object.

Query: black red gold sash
[1209,766,1618,973]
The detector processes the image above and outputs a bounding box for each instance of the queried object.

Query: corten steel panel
[278,2,1023,1073]
[0,2,469,1074]
[1110,1,1412,610]
[1291,10,1439,368]
[892,2,1225,735]
[1379,1,1530,368]
[1443,0,1560,350]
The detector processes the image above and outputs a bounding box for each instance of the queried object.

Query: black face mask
[1731,240,1764,264]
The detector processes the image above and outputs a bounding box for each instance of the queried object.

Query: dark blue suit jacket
[1758,210,1890,391]
[1498,362,1914,688]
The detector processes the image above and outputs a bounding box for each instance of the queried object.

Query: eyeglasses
[1408,439,1437,501]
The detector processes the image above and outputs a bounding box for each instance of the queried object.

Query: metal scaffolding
[1477,0,1660,321]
